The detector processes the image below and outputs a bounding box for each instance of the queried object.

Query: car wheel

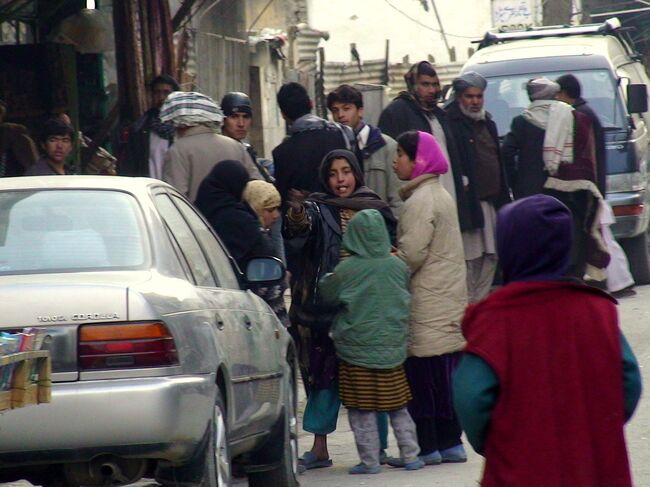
[621,231,650,285]
[248,362,299,487]
[157,391,231,487]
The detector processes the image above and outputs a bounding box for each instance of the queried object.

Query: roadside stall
[0,328,51,411]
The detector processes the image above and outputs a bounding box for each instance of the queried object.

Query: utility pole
[542,0,573,25]
[430,0,453,61]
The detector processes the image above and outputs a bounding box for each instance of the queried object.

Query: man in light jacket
[161,91,261,201]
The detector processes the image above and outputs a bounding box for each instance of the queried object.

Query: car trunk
[0,271,150,382]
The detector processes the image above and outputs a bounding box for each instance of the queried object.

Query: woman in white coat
[389,130,468,467]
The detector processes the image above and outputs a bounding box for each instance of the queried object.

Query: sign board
[492,0,539,32]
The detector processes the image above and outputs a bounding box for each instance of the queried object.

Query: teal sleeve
[621,332,642,422]
[453,353,499,456]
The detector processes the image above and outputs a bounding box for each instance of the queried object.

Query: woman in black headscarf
[195,160,274,268]
[284,149,396,469]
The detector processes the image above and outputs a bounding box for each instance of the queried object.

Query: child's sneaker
[420,450,442,465]
[349,463,381,474]
[404,458,425,470]
[440,444,467,463]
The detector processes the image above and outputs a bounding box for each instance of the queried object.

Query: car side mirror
[245,257,285,285]
[627,84,648,114]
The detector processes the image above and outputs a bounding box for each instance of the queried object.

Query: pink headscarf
[411,131,449,179]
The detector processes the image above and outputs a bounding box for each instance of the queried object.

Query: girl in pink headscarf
[387,131,469,467]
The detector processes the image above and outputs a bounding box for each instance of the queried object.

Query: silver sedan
[0,176,299,487]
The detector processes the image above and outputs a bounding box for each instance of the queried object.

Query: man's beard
[459,104,486,121]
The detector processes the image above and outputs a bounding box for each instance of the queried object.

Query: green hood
[343,209,390,258]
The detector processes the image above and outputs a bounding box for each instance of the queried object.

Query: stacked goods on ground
[0,328,51,411]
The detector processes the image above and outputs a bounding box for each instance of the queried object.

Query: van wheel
[621,231,650,285]
[248,363,299,487]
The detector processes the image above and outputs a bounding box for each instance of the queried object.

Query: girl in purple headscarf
[388,130,469,466]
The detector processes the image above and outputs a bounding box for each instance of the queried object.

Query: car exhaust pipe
[99,461,128,482]
[63,455,147,485]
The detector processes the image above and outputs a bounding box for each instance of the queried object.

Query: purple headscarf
[497,194,572,284]
[411,131,449,179]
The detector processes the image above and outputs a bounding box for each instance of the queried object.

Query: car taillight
[612,204,644,217]
[79,322,179,370]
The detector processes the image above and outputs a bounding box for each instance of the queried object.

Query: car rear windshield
[0,189,148,274]
[484,69,625,136]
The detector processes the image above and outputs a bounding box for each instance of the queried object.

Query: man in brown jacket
[0,100,38,177]
[160,91,261,201]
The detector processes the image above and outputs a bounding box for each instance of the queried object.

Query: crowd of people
[0,61,644,485]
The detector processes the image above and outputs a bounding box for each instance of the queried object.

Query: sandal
[299,451,333,470]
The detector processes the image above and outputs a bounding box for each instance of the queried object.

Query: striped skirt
[339,361,412,411]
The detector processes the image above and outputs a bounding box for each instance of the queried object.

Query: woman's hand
[287,188,309,212]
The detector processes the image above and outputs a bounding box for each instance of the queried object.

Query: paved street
[3,284,650,487]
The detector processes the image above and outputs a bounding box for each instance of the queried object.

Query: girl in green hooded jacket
[320,208,422,474]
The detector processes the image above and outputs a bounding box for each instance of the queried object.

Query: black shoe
[612,286,637,299]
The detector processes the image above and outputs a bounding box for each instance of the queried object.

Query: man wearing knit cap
[221,92,273,183]
[502,77,609,281]
[446,71,511,303]
[160,91,261,201]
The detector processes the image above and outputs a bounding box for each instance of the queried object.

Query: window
[154,194,215,287]
[0,190,147,274]
[171,196,240,290]
[485,69,625,136]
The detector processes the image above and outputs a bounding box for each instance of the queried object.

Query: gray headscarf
[453,71,487,95]
[526,78,560,101]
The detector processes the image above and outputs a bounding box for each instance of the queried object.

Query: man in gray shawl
[502,77,609,281]
[446,71,511,303]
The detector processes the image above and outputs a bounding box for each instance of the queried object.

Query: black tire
[157,391,231,487]
[621,231,650,285]
[248,361,300,487]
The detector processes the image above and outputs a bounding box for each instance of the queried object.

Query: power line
[382,0,479,39]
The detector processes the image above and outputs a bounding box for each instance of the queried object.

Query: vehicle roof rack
[476,17,638,57]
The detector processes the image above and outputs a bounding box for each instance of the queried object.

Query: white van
[461,18,650,283]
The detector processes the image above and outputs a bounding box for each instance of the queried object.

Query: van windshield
[483,69,625,136]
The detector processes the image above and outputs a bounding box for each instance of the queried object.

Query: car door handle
[215,314,225,331]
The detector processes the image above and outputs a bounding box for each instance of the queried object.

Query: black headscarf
[309,149,397,238]
[497,194,572,284]
[195,160,271,267]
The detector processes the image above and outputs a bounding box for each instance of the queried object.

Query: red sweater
[462,281,632,487]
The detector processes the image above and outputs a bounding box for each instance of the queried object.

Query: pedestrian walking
[556,74,635,294]
[319,209,422,474]
[446,72,511,303]
[160,91,261,201]
[284,149,396,470]
[194,160,270,270]
[390,130,468,466]
[119,74,178,178]
[502,77,609,280]
[378,61,465,213]
[273,82,353,205]
[242,179,290,328]
[327,84,403,215]
[25,118,74,176]
[454,194,641,487]
[0,99,38,177]
[222,91,285,264]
